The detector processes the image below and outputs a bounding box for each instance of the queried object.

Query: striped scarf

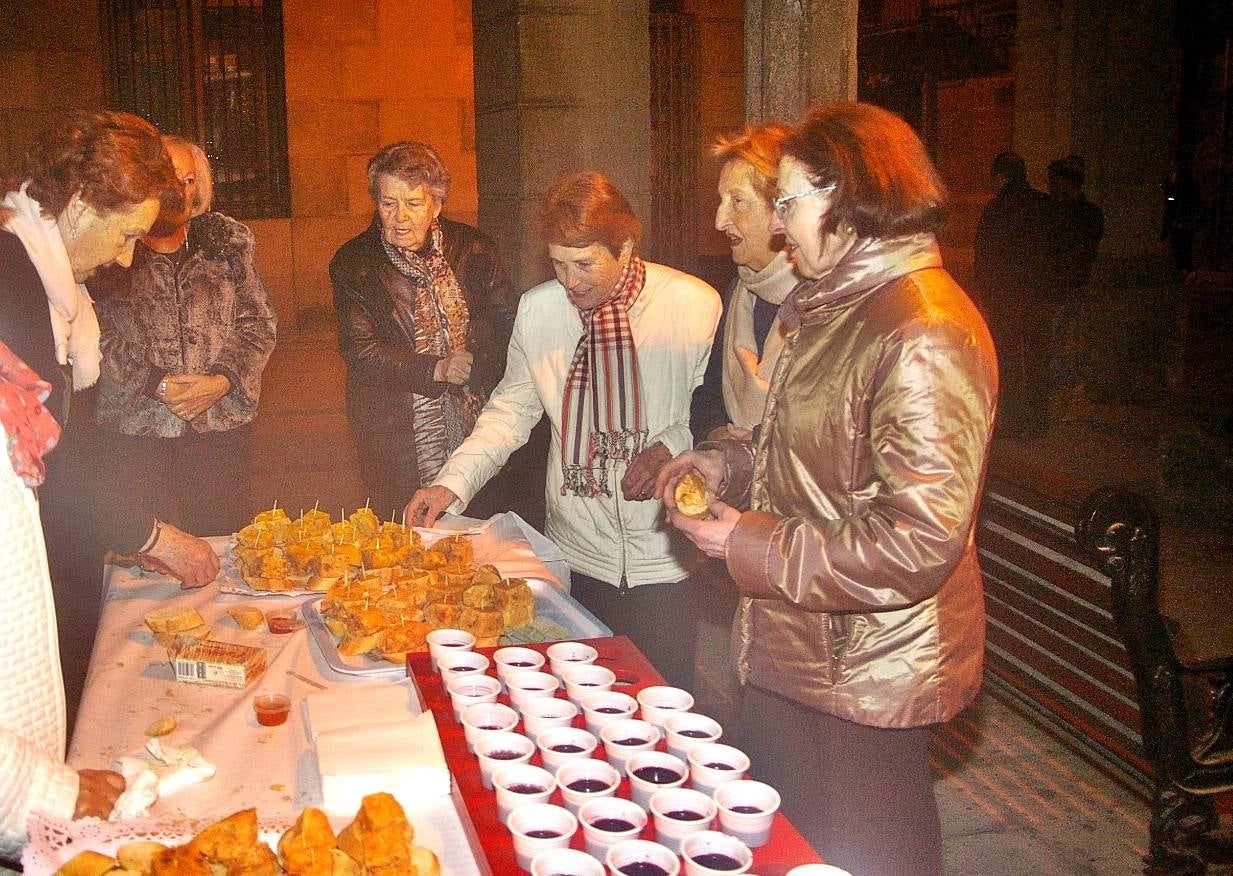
[560,255,648,498]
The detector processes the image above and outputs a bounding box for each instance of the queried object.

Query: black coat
[330,216,517,508]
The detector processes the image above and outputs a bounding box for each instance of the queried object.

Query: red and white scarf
[560,255,648,498]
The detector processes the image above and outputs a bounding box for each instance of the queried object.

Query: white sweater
[435,262,721,586]
[0,448,78,862]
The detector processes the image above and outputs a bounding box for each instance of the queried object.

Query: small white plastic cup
[580,691,638,736]
[556,757,622,815]
[507,802,578,870]
[686,742,749,795]
[507,669,560,711]
[447,673,501,723]
[537,725,598,774]
[530,847,606,876]
[624,750,688,809]
[785,866,855,876]
[636,685,694,727]
[605,839,681,876]
[494,646,546,689]
[562,664,617,703]
[648,787,717,855]
[713,779,781,848]
[461,701,519,754]
[474,731,535,790]
[663,712,723,761]
[493,762,556,825]
[577,796,648,862]
[680,830,753,876]
[546,640,599,678]
[426,627,475,671]
[521,695,580,738]
[599,718,661,773]
[436,649,490,679]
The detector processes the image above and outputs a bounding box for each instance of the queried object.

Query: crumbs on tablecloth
[269,784,285,792]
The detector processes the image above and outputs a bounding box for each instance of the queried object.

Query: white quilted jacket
[0,447,78,862]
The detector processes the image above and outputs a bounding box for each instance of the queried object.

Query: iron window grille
[101,0,291,219]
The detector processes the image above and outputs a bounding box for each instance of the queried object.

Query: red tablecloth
[407,635,822,875]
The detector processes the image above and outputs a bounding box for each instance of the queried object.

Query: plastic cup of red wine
[493,762,556,825]
[530,846,606,876]
[624,750,688,809]
[599,718,661,773]
[604,838,681,876]
[712,779,780,848]
[581,691,638,736]
[447,673,501,723]
[536,725,598,774]
[577,796,648,861]
[663,712,723,761]
[648,787,716,855]
[679,830,753,876]
[461,701,519,754]
[556,757,622,815]
[507,802,578,870]
[474,730,535,790]
[685,743,749,796]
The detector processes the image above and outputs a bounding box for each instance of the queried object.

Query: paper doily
[22,810,293,874]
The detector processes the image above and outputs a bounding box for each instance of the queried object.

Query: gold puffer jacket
[718,233,998,728]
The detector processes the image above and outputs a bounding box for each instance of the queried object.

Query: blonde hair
[711,123,791,204]
[162,135,214,216]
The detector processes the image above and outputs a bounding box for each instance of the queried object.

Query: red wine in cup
[664,809,705,821]
[524,829,562,839]
[729,804,763,814]
[506,783,546,794]
[487,750,521,760]
[612,737,648,746]
[632,766,680,784]
[567,778,609,793]
[590,817,636,832]
[704,762,736,770]
[689,852,742,870]
[551,743,586,753]
[618,864,669,876]
[678,729,710,738]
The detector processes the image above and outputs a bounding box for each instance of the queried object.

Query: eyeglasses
[772,185,836,217]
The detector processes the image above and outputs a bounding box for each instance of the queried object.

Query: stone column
[472,0,652,290]
[744,0,858,124]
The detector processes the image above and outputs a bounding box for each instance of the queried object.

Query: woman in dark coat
[331,141,517,517]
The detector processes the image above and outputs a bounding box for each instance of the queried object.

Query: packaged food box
[171,639,267,689]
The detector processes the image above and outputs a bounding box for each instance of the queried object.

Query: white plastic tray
[303,580,611,677]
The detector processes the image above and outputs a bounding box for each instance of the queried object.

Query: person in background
[0,340,125,865]
[1046,154,1104,392]
[408,171,721,689]
[690,122,795,443]
[973,150,1059,441]
[658,102,997,875]
[331,141,518,519]
[91,136,277,537]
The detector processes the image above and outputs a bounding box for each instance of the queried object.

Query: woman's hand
[667,500,741,559]
[406,485,459,527]
[620,442,671,501]
[160,373,230,421]
[653,448,726,505]
[434,351,474,385]
[145,523,220,589]
[74,769,125,819]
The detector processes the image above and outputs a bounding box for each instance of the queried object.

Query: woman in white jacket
[0,340,123,865]
[408,172,721,687]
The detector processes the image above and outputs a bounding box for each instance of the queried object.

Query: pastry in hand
[673,472,711,519]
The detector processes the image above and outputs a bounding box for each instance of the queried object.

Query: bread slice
[227,606,266,630]
[144,606,206,634]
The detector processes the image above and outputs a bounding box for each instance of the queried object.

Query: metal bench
[1077,489,1233,875]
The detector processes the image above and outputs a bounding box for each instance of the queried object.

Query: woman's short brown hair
[711,122,791,204]
[367,141,451,203]
[540,171,641,257]
[21,110,176,218]
[781,101,945,238]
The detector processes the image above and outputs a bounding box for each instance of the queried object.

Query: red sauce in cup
[253,694,290,726]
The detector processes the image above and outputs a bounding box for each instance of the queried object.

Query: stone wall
[0,1,480,330]
[0,1,106,176]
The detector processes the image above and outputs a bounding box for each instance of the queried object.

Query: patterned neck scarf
[0,340,61,487]
[381,220,480,474]
[560,254,648,497]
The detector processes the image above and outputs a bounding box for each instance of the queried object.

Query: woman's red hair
[541,171,641,257]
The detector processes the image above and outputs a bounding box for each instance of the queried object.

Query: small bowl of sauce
[253,693,291,726]
[265,608,304,634]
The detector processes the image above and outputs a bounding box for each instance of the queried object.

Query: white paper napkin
[302,678,422,742]
[315,711,450,815]
[109,738,216,819]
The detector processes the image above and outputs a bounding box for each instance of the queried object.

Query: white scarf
[0,184,101,388]
[721,250,797,430]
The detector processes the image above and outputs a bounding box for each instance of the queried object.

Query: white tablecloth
[65,512,569,823]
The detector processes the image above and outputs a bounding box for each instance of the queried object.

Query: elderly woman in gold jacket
[658,102,998,876]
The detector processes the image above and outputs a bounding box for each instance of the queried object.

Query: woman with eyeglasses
[657,102,998,875]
